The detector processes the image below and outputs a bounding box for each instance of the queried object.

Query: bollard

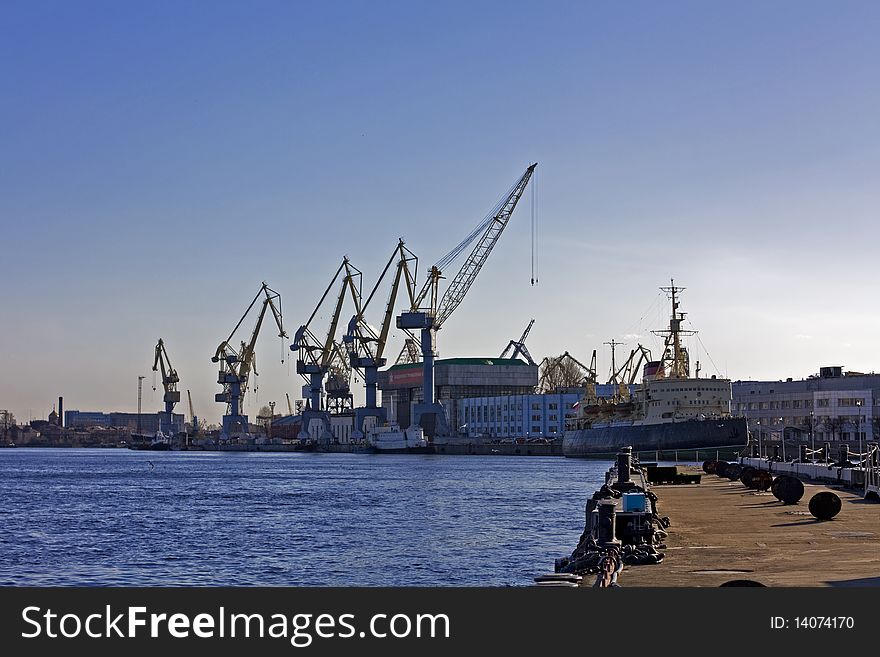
[617,447,632,486]
[595,501,619,546]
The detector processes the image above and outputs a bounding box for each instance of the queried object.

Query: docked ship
[563,282,748,458]
[366,423,433,454]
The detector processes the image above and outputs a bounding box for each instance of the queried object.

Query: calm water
[0,448,608,586]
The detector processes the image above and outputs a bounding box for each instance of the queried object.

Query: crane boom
[433,163,536,329]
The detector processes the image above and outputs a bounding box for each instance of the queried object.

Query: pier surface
[620,473,880,587]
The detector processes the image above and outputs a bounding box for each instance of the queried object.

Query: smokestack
[58,396,63,427]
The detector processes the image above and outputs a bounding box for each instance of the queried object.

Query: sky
[2,1,879,424]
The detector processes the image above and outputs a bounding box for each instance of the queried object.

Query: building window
[816,399,830,408]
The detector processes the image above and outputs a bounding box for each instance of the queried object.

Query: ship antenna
[655,279,696,378]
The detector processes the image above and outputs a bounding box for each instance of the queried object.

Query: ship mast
[654,279,696,379]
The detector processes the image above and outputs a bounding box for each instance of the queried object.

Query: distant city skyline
[3,1,879,423]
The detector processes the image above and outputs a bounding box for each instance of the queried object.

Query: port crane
[500,319,536,366]
[344,239,419,436]
[396,163,536,439]
[285,393,294,416]
[186,389,200,440]
[537,350,597,393]
[152,338,181,437]
[291,258,362,444]
[213,282,286,439]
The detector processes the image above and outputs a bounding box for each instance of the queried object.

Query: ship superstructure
[563,282,748,457]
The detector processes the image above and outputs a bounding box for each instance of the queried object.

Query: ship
[366,423,434,454]
[563,281,748,458]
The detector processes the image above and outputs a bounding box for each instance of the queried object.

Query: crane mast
[344,239,419,436]
[213,282,286,439]
[152,338,181,436]
[396,163,536,439]
[186,389,199,439]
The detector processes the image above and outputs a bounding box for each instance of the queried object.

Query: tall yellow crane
[344,239,418,436]
[396,163,536,438]
[213,282,286,439]
[152,338,180,437]
[291,258,362,443]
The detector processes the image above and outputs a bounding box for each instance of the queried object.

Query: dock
[618,471,880,587]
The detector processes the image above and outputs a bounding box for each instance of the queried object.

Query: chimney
[58,396,63,427]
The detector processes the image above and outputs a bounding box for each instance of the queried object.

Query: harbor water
[0,449,608,586]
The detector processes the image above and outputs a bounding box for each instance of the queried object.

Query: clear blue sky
[2,1,879,423]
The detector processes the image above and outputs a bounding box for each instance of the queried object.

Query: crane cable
[531,167,537,286]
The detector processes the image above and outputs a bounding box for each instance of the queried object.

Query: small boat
[366,424,434,454]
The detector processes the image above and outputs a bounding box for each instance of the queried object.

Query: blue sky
[2,1,879,423]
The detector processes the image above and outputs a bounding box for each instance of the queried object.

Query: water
[0,448,608,586]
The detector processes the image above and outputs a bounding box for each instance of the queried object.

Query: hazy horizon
[3,1,879,424]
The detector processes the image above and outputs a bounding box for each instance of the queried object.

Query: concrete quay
[619,472,880,587]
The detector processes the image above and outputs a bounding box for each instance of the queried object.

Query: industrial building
[732,366,879,444]
[378,357,538,433]
[64,410,185,434]
[457,384,634,440]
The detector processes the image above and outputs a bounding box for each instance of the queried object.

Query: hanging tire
[808,491,841,520]
[726,464,743,480]
[771,475,804,504]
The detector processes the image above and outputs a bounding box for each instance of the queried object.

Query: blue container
[622,492,647,513]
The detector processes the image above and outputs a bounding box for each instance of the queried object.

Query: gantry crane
[213,282,286,439]
[396,163,536,439]
[344,239,419,436]
[291,258,362,444]
[500,319,536,366]
[152,339,181,437]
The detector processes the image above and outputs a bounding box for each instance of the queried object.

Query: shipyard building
[732,366,879,444]
[378,358,538,432]
[64,410,185,434]
[458,384,628,439]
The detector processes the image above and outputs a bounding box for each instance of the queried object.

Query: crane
[537,350,597,393]
[344,239,419,436]
[285,393,294,416]
[393,336,421,365]
[291,257,362,444]
[500,319,536,366]
[213,282,286,439]
[152,338,181,437]
[396,163,536,439]
[186,389,200,440]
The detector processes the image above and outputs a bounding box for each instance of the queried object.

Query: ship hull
[367,445,435,455]
[563,417,748,458]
